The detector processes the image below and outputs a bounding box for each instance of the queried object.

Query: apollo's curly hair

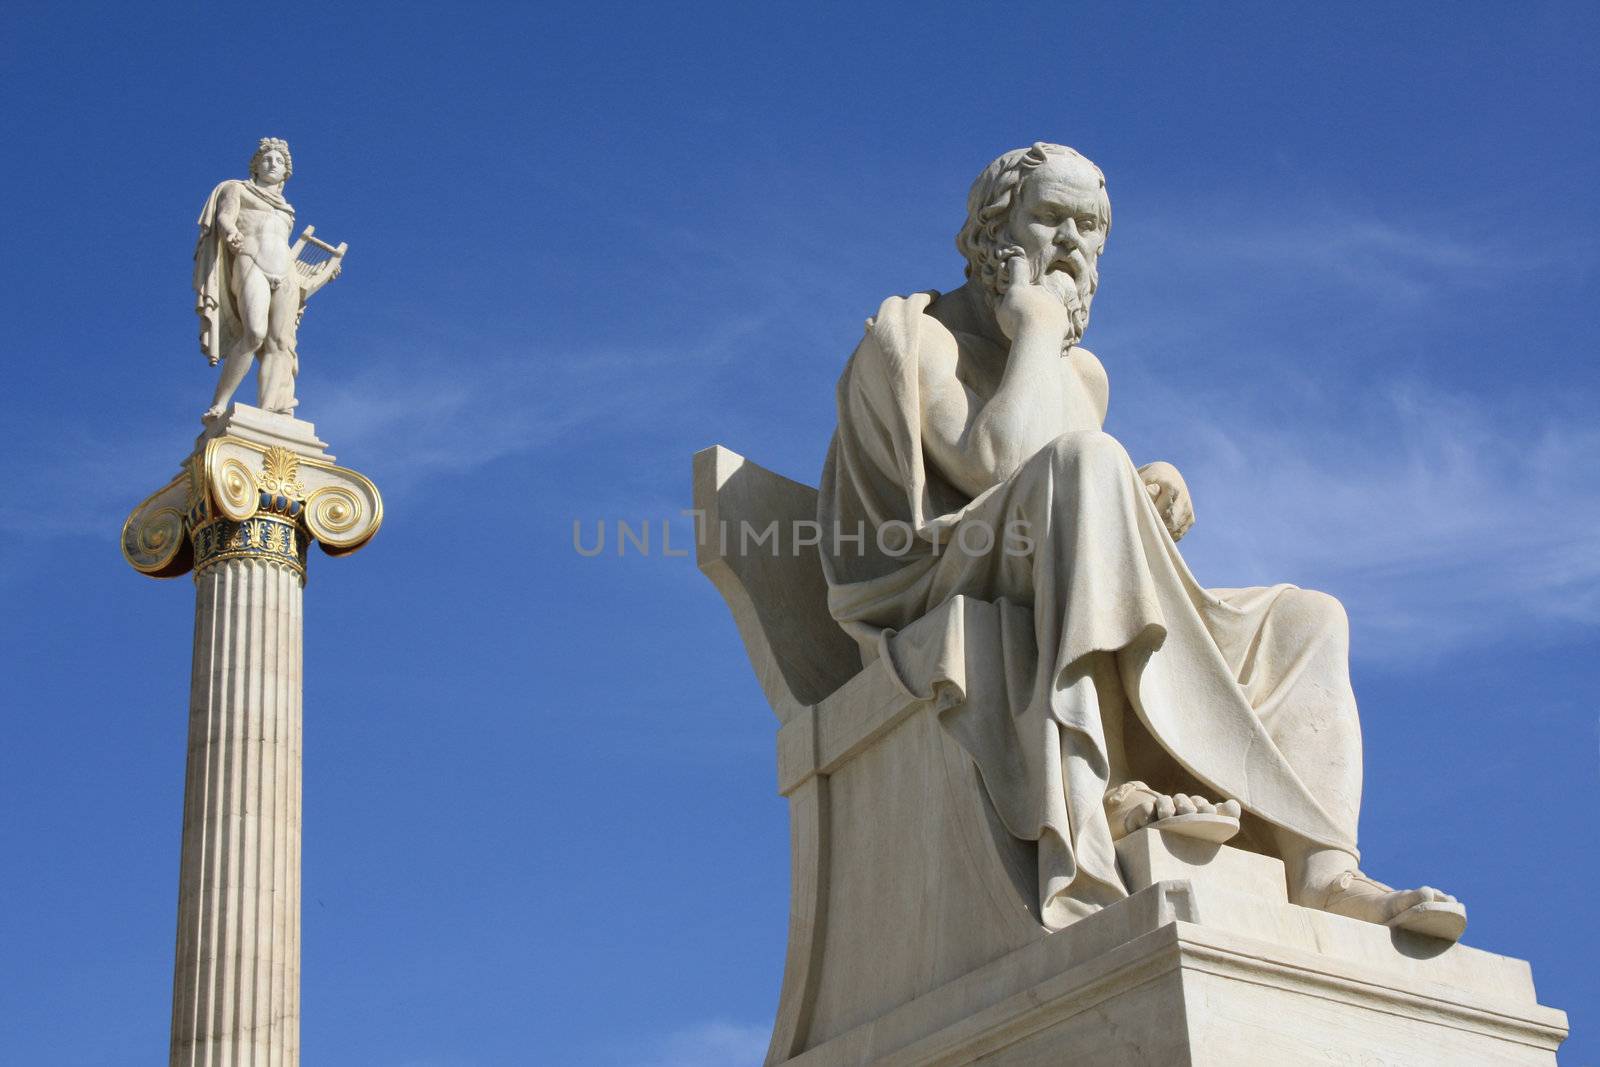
[955,142,1110,294]
[249,137,294,181]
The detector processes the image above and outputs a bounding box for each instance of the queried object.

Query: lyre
[289,224,347,298]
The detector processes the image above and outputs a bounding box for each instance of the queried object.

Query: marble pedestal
[785,830,1569,1066]
[124,405,381,1066]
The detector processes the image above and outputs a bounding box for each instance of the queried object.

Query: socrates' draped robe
[818,293,1358,929]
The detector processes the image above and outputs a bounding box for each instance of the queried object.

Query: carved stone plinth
[124,405,381,1066]
[783,837,1569,1066]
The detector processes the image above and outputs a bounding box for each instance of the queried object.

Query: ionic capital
[122,435,382,580]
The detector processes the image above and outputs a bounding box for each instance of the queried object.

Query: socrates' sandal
[1105,781,1242,845]
[1388,901,1468,941]
[1319,869,1467,942]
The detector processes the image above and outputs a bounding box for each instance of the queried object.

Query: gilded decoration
[191,513,308,577]
[123,428,382,581]
[214,455,259,521]
[121,474,192,578]
[304,484,367,549]
[258,446,307,499]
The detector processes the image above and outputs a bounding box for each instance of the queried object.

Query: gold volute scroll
[122,474,193,577]
[213,454,259,522]
[304,475,382,553]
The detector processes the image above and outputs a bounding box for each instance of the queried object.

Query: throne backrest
[693,445,863,721]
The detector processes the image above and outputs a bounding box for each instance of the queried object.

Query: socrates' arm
[920,257,1076,496]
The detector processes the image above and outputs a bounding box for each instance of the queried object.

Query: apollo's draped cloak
[193,180,296,364]
[818,292,1356,928]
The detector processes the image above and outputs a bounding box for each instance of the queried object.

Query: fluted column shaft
[170,555,303,1066]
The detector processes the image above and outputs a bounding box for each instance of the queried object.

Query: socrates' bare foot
[1106,780,1242,845]
[1305,869,1467,941]
[202,405,227,421]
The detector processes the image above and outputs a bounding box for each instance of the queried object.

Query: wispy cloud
[1110,196,1586,316]
[308,312,771,493]
[1204,216,1485,302]
[1142,379,1600,662]
[4,418,192,540]
[626,1019,769,1067]
[1090,199,1599,661]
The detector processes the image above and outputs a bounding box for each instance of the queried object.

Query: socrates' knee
[1280,588,1349,644]
[1044,431,1128,478]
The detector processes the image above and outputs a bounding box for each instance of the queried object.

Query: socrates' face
[1008,155,1106,330]
[253,149,289,185]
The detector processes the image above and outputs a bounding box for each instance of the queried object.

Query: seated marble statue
[817,142,1465,940]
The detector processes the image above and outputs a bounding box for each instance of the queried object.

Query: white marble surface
[171,555,303,1065]
[1115,825,1286,903]
[196,404,332,460]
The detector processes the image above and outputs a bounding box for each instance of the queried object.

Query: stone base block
[786,834,1567,1067]
[1115,825,1288,903]
[197,403,332,459]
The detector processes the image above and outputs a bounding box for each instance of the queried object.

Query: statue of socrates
[819,142,1466,940]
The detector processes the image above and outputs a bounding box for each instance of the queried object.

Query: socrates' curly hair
[955,142,1110,295]
[249,137,294,181]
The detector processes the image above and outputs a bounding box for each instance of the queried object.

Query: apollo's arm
[214,182,243,253]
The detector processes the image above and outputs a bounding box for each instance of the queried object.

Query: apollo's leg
[205,268,271,419]
[257,284,300,414]
[1254,589,1466,940]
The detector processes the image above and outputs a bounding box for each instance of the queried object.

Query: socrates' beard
[977,243,1099,350]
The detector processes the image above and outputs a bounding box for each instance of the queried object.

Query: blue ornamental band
[190,513,307,578]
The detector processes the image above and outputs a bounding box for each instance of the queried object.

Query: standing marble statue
[818,142,1465,940]
[195,137,346,419]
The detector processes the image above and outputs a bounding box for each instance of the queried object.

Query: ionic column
[123,406,381,1067]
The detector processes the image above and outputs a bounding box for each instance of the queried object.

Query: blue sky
[2,2,1596,1063]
